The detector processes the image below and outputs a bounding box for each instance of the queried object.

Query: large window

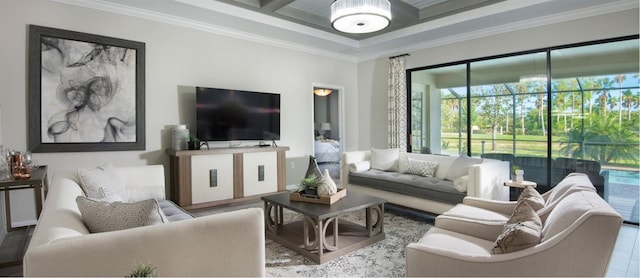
[408,37,639,223]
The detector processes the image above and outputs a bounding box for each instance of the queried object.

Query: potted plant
[297,174,320,196]
[513,165,524,183]
[187,134,200,150]
[127,263,157,277]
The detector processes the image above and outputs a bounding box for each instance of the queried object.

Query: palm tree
[614,74,626,127]
[560,113,639,164]
[622,89,637,121]
[594,77,614,117]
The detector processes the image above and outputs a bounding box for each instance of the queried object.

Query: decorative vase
[515,169,524,183]
[317,169,337,197]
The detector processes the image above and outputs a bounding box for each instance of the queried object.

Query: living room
[0,0,638,276]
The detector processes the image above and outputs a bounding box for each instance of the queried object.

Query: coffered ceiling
[53,0,638,61]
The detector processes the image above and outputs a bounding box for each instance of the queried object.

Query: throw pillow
[444,155,483,181]
[77,163,126,202]
[492,201,542,254]
[76,196,166,233]
[349,161,371,173]
[516,185,545,211]
[371,148,400,171]
[403,158,438,177]
[453,175,469,192]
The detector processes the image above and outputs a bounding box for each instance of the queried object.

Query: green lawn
[440,133,639,168]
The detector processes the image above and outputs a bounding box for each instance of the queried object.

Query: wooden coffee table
[262,191,385,264]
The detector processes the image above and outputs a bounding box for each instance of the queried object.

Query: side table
[0,165,48,231]
[504,180,537,200]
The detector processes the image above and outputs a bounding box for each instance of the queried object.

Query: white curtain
[388,56,407,151]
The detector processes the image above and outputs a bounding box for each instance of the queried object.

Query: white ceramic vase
[317,169,338,197]
[515,169,524,183]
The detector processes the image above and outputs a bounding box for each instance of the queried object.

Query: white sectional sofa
[23,165,265,277]
[341,150,510,214]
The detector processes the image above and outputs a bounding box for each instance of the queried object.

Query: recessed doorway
[312,85,344,181]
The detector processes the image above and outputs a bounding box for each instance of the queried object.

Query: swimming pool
[607,169,640,185]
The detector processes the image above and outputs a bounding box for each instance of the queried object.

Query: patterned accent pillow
[76,196,166,233]
[77,163,126,202]
[403,158,438,177]
[492,201,542,254]
[516,185,545,211]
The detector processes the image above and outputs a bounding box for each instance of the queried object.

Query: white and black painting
[28,25,145,152]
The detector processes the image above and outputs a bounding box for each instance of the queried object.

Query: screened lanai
[408,36,639,223]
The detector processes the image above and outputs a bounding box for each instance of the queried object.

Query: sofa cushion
[76,196,166,233]
[157,199,194,222]
[452,175,468,192]
[349,169,465,204]
[444,155,482,181]
[517,186,545,211]
[493,201,542,254]
[545,173,596,206]
[403,158,438,177]
[77,163,126,202]
[349,161,371,173]
[541,190,601,242]
[371,148,399,171]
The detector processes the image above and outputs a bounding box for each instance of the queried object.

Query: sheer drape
[388,56,407,151]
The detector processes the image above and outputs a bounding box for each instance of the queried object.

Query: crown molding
[355,0,639,62]
[51,0,638,64]
[51,0,360,62]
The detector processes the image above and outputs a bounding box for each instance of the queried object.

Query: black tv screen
[196,87,281,141]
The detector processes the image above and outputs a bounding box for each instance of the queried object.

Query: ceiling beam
[260,0,295,12]
[391,0,420,25]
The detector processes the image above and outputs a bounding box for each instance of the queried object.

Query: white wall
[357,8,639,150]
[0,0,358,227]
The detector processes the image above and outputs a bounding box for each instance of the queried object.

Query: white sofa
[405,173,623,277]
[23,165,265,277]
[341,151,509,214]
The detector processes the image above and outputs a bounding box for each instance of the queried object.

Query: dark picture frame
[28,25,145,152]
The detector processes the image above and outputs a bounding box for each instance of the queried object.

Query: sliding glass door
[407,36,639,223]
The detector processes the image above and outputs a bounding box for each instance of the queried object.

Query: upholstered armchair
[435,173,597,241]
[406,189,622,277]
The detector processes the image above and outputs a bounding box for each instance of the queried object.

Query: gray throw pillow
[444,155,483,181]
[76,196,166,233]
[516,185,545,211]
[492,201,542,254]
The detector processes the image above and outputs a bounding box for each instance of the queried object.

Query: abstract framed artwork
[28,25,145,152]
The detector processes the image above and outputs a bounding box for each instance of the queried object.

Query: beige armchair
[434,173,597,241]
[406,189,622,277]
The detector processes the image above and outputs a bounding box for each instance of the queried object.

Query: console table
[167,146,289,210]
[0,165,48,231]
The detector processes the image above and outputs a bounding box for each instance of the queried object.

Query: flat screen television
[196,87,280,141]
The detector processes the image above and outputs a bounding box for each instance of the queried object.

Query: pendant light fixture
[331,0,391,34]
[314,88,332,96]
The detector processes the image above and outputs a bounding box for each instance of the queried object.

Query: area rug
[265,206,434,277]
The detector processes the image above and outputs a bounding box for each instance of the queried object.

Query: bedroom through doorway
[312,85,343,183]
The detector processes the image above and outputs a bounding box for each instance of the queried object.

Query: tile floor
[607,224,640,277]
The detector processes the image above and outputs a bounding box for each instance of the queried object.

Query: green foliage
[559,114,639,164]
[127,263,157,278]
[297,174,320,192]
